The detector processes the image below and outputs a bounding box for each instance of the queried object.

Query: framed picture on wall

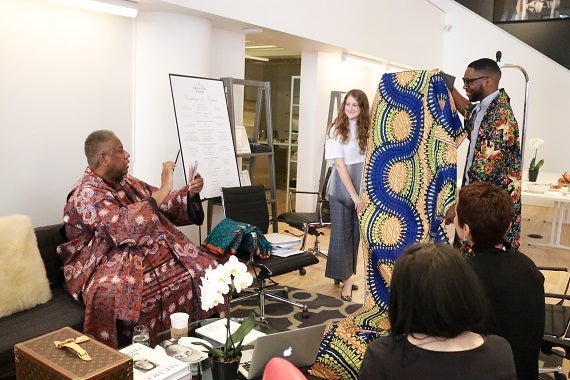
[494,0,570,22]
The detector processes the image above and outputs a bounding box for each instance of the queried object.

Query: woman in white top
[324,89,370,301]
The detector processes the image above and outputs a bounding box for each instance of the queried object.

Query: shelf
[213,77,278,233]
[286,75,301,211]
[237,151,274,157]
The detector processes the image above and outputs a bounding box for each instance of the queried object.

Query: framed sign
[169,74,241,200]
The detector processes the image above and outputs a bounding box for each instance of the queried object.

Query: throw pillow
[0,214,52,318]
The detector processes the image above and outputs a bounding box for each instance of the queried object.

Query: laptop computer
[238,323,326,379]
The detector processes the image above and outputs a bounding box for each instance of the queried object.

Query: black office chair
[220,184,319,322]
[539,267,570,380]
[276,167,332,259]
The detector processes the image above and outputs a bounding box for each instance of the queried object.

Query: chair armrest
[287,190,321,212]
[545,293,570,301]
[538,266,570,272]
[290,190,319,195]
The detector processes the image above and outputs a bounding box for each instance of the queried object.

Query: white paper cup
[170,312,189,339]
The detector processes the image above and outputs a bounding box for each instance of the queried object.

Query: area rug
[230,287,361,332]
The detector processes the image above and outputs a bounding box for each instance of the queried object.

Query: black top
[469,248,545,380]
[359,334,516,380]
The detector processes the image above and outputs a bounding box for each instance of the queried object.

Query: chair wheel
[301,308,309,319]
[555,373,566,380]
[299,268,307,275]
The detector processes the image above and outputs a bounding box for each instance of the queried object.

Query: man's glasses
[462,76,488,85]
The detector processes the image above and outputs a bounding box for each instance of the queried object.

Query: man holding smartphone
[58,130,218,349]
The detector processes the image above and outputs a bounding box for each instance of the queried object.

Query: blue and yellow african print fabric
[311,70,464,380]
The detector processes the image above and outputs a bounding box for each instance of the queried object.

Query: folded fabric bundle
[202,217,271,259]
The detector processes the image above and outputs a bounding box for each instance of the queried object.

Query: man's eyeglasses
[462,76,488,85]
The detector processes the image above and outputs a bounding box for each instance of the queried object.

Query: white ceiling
[119,0,343,60]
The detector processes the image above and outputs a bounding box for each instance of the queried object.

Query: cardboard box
[14,326,133,379]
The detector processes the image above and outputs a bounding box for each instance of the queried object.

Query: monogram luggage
[14,326,133,379]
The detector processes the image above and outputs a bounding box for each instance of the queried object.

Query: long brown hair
[326,89,370,154]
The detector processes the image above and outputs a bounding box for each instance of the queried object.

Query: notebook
[238,323,327,379]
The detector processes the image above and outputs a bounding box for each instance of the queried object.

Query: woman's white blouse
[325,119,365,165]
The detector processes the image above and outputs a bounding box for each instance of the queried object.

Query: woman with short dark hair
[455,181,544,380]
[359,243,516,380]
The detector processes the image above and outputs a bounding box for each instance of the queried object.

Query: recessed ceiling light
[242,27,263,35]
[245,55,269,62]
[246,45,282,50]
[50,0,138,18]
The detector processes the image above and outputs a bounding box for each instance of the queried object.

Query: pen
[174,150,180,165]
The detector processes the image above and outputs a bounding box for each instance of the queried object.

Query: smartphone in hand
[192,160,198,179]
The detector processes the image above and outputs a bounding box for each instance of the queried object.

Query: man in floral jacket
[447,58,522,250]
[58,130,219,348]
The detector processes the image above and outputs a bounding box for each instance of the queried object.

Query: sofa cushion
[0,215,51,318]
[0,288,84,372]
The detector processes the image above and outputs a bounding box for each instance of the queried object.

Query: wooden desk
[523,189,570,250]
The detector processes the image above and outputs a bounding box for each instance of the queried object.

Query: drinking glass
[132,325,150,346]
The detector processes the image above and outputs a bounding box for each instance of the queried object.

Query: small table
[155,317,275,380]
[523,189,570,250]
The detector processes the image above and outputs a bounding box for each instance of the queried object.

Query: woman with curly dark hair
[324,89,370,301]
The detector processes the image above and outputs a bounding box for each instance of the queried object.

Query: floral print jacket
[464,88,522,248]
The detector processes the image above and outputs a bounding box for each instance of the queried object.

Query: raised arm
[451,87,471,116]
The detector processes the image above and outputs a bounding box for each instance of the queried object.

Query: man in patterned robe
[58,130,219,348]
[448,58,522,250]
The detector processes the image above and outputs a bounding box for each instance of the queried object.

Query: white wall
[133,12,213,188]
[0,0,133,226]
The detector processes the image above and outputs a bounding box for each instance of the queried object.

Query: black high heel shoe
[334,279,358,291]
[341,289,353,302]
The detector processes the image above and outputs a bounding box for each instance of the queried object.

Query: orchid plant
[198,255,255,361]
[529,138,544,171]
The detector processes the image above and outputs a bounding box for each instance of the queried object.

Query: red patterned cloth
[58,168,219,348]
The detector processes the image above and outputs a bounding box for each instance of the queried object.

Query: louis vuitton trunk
[14,326,133,379]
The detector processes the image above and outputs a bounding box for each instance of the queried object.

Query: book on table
[120,342,190,380]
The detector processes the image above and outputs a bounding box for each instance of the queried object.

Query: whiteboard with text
[169,74,240,199]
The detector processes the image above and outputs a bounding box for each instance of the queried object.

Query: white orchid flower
[530,138,544,151]
[232,271,254,294]
[224,255,248,277]
[199,283,225,310]
[199,255,254,311]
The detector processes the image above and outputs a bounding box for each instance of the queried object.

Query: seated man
[57,130,219,348]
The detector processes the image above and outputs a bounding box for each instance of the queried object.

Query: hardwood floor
[270,203,570,373]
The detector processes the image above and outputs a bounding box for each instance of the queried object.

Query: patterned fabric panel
[310,70,464,380]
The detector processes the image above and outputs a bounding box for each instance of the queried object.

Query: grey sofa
[0,224,85,378]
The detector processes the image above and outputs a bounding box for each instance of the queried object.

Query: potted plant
[197,255,255,380]
[528,138,544,182]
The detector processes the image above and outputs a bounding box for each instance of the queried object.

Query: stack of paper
[264,233,304,257]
